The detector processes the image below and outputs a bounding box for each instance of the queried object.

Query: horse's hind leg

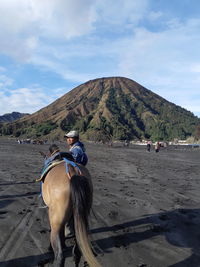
[50,227,65,267]
[49,209,65,267]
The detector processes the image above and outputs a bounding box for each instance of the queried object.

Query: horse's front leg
[72,241,82,267]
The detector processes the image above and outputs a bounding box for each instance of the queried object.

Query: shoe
[38,204,48,209]
[38,198,48,209]
[39,204,48,209]
[65,225,75,238]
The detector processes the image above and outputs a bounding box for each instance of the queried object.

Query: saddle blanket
[36,160,64,182]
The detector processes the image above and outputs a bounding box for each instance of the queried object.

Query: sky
[0,0,200,117]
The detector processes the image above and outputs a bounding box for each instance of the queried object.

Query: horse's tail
[70,174,101,267]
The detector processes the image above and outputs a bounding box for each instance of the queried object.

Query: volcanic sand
[0,138,200,267]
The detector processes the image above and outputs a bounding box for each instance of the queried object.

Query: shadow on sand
[0,192,38,200]
[1,208,200,266]
[0,181,35,186]
[92,208,200,267]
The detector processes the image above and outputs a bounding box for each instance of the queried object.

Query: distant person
[147,140,152,152]
[124,139,130,147]
[64,130,88,166]
[155,142,160,153]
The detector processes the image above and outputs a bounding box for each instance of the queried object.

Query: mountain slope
[1,77,199,141]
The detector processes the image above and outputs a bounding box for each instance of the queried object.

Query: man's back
[70,141,88,166]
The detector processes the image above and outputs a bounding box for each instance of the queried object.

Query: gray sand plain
[0,138,200,267]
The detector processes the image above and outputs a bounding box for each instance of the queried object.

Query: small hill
[0,112,29,123]
[1,77,199,141]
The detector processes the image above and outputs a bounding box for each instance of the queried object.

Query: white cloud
[0,0,96,61]
[30,55,94,83]
[0,74,13,88]
[190,63,200,73]
[0,87,57,115]
[0,0,150,62]
[0,66,6,72]
[148,11,163,21]
[0,0,96,37]
[95,0,148,25]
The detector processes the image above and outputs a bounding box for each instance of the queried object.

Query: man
[64,130,88,238]
[64,130,88,166]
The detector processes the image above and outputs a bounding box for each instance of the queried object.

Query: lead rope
[63,158,82,179]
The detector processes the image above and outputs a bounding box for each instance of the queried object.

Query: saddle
[36,152,82,182]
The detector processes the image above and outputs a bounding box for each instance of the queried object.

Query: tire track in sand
[0,196,44,264]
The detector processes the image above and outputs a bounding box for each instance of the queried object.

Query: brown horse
[42,160,101,267]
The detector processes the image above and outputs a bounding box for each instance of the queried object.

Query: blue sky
[0,0,200,117]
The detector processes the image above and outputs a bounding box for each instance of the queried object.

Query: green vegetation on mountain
[194,124,200,141]
[1,121,57,138]
[0,77,199,141]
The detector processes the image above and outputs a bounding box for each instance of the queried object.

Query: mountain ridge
[0,112,29,123]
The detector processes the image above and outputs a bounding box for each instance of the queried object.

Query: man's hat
[64,130,79,138]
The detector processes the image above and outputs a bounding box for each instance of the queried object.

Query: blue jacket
[69,141,88,166]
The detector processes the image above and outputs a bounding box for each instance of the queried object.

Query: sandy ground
[0,138,200,267]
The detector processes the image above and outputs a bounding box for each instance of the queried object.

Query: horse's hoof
[48,244,53,251]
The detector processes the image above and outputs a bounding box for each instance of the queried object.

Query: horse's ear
[68,164,76,179]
